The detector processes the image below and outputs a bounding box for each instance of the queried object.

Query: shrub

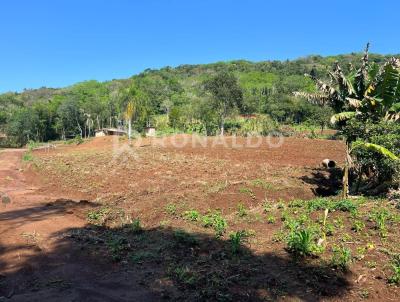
[344,120,400,191]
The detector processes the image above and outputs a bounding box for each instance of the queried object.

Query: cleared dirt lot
[1,135,399,301]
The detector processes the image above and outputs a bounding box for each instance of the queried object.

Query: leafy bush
[344,119,400,191]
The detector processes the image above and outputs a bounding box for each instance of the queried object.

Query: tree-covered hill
[0,52,397,145]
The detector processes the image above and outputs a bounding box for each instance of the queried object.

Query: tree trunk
[128,120,132,140]
[220,116,225,136]
[342,144,350,199]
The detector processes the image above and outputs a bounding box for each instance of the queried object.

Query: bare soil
[0,135,399,301]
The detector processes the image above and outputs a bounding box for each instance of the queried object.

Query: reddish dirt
[1,136,399,301]
[0,149,159,301]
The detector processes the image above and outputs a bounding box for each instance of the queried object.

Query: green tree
[204,72,243,135]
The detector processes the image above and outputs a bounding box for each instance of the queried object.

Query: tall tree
[204,72,243,135]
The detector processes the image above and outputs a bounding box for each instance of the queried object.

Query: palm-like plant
[294,44,400,196]
[295,44,400,123]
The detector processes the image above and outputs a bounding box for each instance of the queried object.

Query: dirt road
[0,149,159,301]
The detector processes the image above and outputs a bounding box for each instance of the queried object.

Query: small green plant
[239,187,256,199]
[266,214,276,224]
[165,203,177,216]
[202,211,227,237]
[169,265,197,286]
[106,236,129,262]
[332,199,357,213]
[370,209,389,237]
[262,200,272,213]
[183,210,200,221]
[128,218,142,233]
[341,233,352,242]
[250,179,273,190]
[237,203,247,217]
[351,219,365,233]
[87,207,110,225]
[229,230,248,254]
[272,230,286,242]
[287,228,318,257]
[130,251,156,264]
[22,152,34,162]
[388,254,400,285]
[288,199,304,209]
[331,245,352,270]
[73,135,84,145]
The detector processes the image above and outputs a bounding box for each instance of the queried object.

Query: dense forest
[0,52,397,146]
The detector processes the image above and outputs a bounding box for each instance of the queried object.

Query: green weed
[229,230,248,254]
[183,210,200,221]
[237,203,248,217]
[331,245,352,270]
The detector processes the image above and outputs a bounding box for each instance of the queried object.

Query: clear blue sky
[1,0,399,93]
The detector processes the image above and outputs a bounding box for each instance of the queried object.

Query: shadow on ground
[0,200,351,301]
[300,168,343,197]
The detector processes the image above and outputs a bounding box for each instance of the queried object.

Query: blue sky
[1,0,399,92]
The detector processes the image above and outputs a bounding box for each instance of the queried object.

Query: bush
[343,119,400,191]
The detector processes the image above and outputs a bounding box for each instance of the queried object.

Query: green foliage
[388,254,400,285]
[204,71,243,134]
[237,203,248,218]
[183,210,200,222]
[331,245,352,270]
[87,207,110,225]
[229,230,248,254]
[369,209,389,237]
[106,236,129,262]
[202,211,228,238]
[22,152,34,162]
[351,220,365,233]
[287,228,321,257]
[165,203,177,216]
[1,51,397,148]
[128,218,143,233]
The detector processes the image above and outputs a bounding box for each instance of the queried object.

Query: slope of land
[1,136,399,301]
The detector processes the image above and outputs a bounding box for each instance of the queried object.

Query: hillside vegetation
[0,52,396,145]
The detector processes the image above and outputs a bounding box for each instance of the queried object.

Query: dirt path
[0,149,159,301]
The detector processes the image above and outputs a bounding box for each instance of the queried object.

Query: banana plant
[294,44,400,196]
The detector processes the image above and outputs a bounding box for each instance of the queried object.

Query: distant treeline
[0,52,396,146]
